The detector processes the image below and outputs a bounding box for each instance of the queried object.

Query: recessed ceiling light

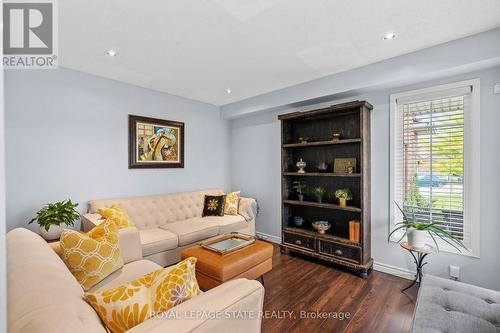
[106,50,118,57]
[383,32,396,40]
[226,89,232,94]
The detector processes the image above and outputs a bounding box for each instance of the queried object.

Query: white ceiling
[60,0,500,105]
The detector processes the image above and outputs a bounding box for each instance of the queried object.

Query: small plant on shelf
[292,181,307,201]
[388,202,468,251]
[334,188,352,207]
[28,199,79,240]
[312,186,326,203]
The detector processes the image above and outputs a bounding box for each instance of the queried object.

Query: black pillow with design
[202,195,226,217]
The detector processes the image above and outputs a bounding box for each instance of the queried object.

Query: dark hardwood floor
[260,244,418,333]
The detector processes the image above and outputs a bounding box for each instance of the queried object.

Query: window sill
[389,229,479,258]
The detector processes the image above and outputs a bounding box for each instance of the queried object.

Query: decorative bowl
[332,133,342,140]
[312,221,331,234]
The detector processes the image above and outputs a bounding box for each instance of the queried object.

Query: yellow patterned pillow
[98,205,135,229]
[224,191,241,215]
[85,257,200,333]
[60,220,124,291]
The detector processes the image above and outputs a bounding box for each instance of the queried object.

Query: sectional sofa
[82,189,258,267]
[7,227,264,333]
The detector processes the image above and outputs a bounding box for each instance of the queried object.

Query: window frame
[389,79,480,258]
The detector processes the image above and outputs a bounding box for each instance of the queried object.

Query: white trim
[373,261,414,281]
[390,79,481,258]
[256,231,281,244]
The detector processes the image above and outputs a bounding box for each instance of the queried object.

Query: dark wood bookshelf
[278,100,373,278]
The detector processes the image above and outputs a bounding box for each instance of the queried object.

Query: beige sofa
[7,227,265,333]
[82,189,258,267]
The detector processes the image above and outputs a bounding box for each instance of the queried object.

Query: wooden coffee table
[181,239,273,290]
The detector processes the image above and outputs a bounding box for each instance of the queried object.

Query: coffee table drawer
[317,240,361,264]
[283,231,315,251]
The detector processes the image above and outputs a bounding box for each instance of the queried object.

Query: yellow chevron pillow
[85,257,200,333]
[98,205,135,229]
[60,219,124,291]
[224,191,240,215]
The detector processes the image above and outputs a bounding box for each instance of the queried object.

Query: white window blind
[390,80,480,256]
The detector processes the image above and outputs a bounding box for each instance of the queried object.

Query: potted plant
[334,188,352,207]
[312,186,326,203]
[28,199,80,240]
[292,181,306,201]
[388,202,468,251]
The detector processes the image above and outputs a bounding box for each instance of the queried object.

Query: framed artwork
[333,158,356,174]
[128,115,184,168]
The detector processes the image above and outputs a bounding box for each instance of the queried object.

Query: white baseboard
[255,231,281,244]
[373,261,415,280]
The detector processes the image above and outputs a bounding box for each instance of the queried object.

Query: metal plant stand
[400,242,433,292]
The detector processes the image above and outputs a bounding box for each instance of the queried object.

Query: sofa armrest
[239,197,258,222]
[49,227,143,264]
[128,279,265,333]
[82,213,104,232]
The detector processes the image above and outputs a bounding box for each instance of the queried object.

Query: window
[390,79,480,257]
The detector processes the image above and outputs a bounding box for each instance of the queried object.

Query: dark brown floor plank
[260,244,417,333]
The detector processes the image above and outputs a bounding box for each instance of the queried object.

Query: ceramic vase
[407,229,427,248]
[339,197,347,207]
[293,216,305,227]
[39,225,64,240]
[298,194,304,201]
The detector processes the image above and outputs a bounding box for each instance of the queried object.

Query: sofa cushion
[7,228,107,333]
[98,204,135,229]
[140,228,178,257]
[160,219,219,246]
[412,275,500,333]
[203,215,248,234]
[202,195,226,217]
[60,220,124,291]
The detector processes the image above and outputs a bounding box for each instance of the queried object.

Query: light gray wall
[5,68,230,231]
[230,66,500,290]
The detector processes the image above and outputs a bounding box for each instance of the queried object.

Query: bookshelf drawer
[317,240,361,264]
[283,231,315,251]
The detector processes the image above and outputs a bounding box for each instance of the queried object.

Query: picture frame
[333,158,356,174]
[128,115,184,169]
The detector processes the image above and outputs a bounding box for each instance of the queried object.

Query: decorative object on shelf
[332,133,342,140]
[129,115,184,169]
[312,186,326,203]
[400,242,434,292]
[334,188,352,207]
[293,216,305,227]
[347,161,355,174]
[349,220,361,243]
[334,158,356,174]
[312,221,331,234]
[296,158,306,173]
[389,202,468,251]
[317,162,328,172]
[28,199,79,240]
[292,181,306,201]
[298,137,310,143]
